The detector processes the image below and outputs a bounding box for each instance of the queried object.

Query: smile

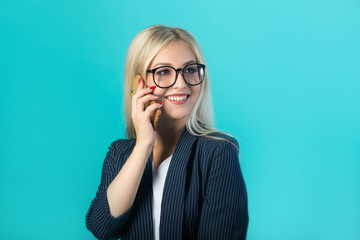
[165,95,189,105]
[166,95,188,101]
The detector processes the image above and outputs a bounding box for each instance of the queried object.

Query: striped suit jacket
[86,128,249,240]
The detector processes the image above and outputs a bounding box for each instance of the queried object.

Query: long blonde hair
[123,25,238,150]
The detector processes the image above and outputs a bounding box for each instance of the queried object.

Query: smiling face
[145,40,202,126]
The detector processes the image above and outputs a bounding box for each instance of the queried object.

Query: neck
[154,116,187,151]
[151,116,187,168]
[155,123,185,148]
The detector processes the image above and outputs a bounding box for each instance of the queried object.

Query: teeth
[167,95,188,101]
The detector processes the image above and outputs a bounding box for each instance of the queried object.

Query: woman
[86,25,249,240]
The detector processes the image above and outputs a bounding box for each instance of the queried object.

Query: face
[145,40,202,125]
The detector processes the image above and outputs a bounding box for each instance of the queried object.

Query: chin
[161,110,191,122]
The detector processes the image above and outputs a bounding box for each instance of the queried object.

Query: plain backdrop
[1,0,359,239]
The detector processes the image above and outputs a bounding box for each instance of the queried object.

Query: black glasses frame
[146,63,206,88]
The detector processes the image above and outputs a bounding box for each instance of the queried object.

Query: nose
[173,70,187,89]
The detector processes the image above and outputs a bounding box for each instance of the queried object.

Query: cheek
[144,74,154,87]
[144,79,153,87]
[153,88,166,97]
[191,87,201,102]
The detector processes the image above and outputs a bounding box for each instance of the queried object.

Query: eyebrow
[153,60,196,68]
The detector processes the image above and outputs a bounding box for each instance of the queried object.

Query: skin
[145,40,201,169]
[106,40,202,217]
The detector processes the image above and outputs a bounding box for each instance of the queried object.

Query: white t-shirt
[152,155,173,240]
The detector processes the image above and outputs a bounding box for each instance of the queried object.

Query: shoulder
[197,131,239,154]
[109,138,136,152]
[193,131,242,185]
[106,138,136,167]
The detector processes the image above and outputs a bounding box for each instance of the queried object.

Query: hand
[131,78,163,148]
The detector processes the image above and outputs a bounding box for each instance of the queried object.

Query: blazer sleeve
[197,139,249,240]
[86,140,133,240]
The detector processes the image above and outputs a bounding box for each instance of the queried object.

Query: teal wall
[1,0,359,239]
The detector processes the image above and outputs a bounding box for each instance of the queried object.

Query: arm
[86,80,162,239]
[85,140,151,240]
[197,140,249,240]
[85,140,132,239]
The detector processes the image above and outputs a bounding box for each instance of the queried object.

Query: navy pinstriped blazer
[86,128,248,240]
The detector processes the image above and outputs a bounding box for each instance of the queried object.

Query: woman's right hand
[105,78,163,219]
[131,77,163,148]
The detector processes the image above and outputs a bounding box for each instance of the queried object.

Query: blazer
[86,128,249,240]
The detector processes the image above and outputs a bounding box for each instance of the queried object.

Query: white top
[152,155,173,240]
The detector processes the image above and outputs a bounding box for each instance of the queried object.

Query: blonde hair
[123,25,238,150]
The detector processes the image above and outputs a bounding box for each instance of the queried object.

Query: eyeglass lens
[154,64,204,87]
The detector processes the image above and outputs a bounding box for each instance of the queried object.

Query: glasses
[146,63,206,88]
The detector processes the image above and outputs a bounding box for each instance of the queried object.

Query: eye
[185,66,198,74]
[156,68,171,75]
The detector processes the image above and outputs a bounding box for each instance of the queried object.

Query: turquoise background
[1,0,359,239]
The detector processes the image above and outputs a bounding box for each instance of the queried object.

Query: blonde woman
[86,25,249,240]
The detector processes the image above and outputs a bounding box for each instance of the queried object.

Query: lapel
[159,127,198,240]
[134,153,155,239]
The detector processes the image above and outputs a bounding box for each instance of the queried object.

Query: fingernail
[138,76,142,84]
[158,102,164,105]
[149,86,156,90]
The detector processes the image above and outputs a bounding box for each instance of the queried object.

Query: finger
[144,102,163,118]
[137,94,159,113]
[132,85,156,110]
[132,81,155,112]
[131,78,144,113]
[133,85,157,99]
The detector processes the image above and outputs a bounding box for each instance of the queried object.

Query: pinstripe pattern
[86,128,248,239]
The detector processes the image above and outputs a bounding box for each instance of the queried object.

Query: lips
[165,94,190,104]
[166,95,189,101]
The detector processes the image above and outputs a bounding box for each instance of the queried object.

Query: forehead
[149,40,196,68]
